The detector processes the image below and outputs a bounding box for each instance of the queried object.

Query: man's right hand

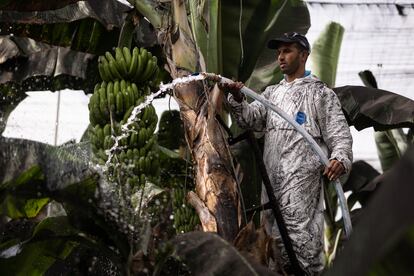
[219,81,244,103]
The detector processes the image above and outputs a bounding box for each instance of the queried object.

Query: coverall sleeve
[316,86,353,174]
[227,87,270,132]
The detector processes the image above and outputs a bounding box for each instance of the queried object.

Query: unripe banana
[99,86,109,119]
[133,48,148,82]
[131,83,140,100]
[115,47,128,77]
[98,56,111,81]
[140,60,155,83]
[122,47,132,70]
[129,47,139,77]
[120,79,127,92]
[103,123,111,137]
[127,85,135,108]
[113,80,120,96]
[109,60,123,80]
[116,93,124,116]
[122,86,131,111]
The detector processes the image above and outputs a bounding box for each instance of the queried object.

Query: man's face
[276,43,307,75]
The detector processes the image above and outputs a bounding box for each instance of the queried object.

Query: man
[225,32,353,275]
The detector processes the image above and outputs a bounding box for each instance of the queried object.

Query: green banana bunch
[172,188,199,233]
[98,47,159,83]
[90,47,161,189]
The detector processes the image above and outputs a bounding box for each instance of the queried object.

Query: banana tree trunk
[172,80,241,241]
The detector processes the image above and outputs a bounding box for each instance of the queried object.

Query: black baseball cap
[267,32,311,52]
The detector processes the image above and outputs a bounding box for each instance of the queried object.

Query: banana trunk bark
[173,81,240,241]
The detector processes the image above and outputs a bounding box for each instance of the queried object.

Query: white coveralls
[228,75,353,275]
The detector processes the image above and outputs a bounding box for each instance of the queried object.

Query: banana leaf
[0,35,100,124]
[374,129,409,172]
[165,231,275,275]
[0,166,49,219]
[357,70,410,172]
[325,146,414,276]
[0,36,96,83]
[133,0,310,87]
[170,0,198,73]
[332,86,414,131]
[132,0,164,29]
[0,137,132,263]
[343,161,381,210]
[358,70,378,89]
[0,216,125,275]
[0,137,92,188]
[222,0,310,90]
[310,22,344,87]
[0,0,132,29]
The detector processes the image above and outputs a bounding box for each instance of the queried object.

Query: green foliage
[223,0,310,89]
[0,166,49,219]
[357,70,412,171]
[0,139,134,274]
[310,21,344,87]
[375,129,409,172]
[0,216,123,275]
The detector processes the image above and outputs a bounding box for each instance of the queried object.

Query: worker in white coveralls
[223,32,353,275]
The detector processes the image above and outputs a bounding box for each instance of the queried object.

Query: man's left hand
[323,159,345,181]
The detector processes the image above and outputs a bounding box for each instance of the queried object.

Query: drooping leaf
[357,70,410,172]
[0,36,98,85]
[310,21,344,87]
[0,137,92,190]
[0,0,132,29]
[333,85,414,131]
[0,18,119,53]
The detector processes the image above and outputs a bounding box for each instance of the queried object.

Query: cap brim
[267,38,296,49]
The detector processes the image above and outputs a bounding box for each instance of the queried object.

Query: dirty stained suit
[228,75,353,275]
